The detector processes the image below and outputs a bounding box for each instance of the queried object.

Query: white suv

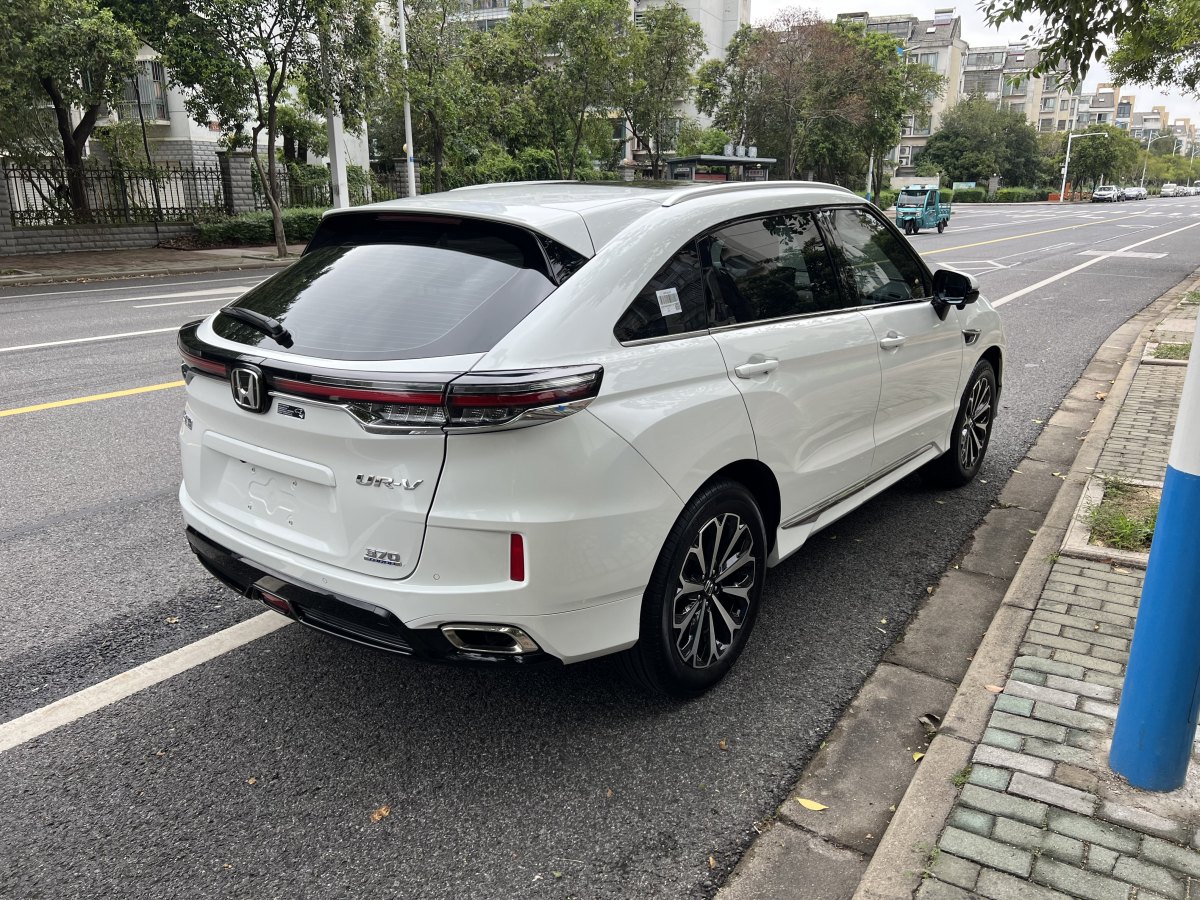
[178,181,1005,696]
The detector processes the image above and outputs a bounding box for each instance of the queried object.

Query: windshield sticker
[656,287,683,316]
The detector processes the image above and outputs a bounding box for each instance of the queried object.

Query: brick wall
[218,151,257,215]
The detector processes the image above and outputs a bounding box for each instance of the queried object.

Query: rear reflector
[180,347,228,377]
[510,534,525,582]
[258,589,295,618]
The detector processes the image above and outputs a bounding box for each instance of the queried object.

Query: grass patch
[1152,342,1192,360]
[952,765,973,787]
[1180,290,1199,306]
[1087,475,1159,552]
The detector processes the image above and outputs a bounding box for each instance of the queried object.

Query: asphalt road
[2,197,1200,899]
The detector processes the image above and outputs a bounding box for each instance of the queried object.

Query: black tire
[937,219,946,233]
[922,359,997,488]
[904,220,914,236]
[619,480,767,698]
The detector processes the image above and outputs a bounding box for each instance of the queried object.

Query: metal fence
[254,171,394,209]
[4,161,226,227]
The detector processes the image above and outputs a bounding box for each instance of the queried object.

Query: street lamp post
[1140,134,1180,188]
[1059,131,1108,203]
[396,0,417,198]
[1189,145,1199,188]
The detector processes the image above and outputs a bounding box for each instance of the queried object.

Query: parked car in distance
[1121,186,1147,201]
[1161,183,1180,197]
[1092,185,1121,202]
[177,180,1005,697]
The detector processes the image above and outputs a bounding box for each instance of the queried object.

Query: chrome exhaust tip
[440,624,540,655]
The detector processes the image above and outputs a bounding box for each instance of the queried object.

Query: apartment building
[837,8,967,172]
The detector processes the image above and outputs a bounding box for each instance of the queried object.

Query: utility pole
[1110,339,1200,789]
[1140,134,1179,188]
[864,151,874,203]
[397,0,417,198]
[1059,131,1107,202]
[326,109,350,208]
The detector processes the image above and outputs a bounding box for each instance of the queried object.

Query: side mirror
[932,268,980,319]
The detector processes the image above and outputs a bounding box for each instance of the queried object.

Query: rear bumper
[181,485,645,664]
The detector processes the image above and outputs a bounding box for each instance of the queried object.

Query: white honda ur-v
[178,181,1004,696]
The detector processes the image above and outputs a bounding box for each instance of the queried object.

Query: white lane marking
[101,285,250,304]
[134,297,238,308]
[993,220,1200,308]
[1078,250,1167,259]
[0,613,292,753]
[0,275,266,302]
[0,326,180,353]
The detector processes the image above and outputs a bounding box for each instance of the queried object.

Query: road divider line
[0,380,185,418]
[921,212,1145,256]
[0,326,180,353]
[101,286,250,304]
[0,613,292,754]
[134,297,239,308]
[0,275,265,302]
[992,220,1200,308]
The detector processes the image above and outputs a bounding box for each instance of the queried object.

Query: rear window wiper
[220,306,294,348]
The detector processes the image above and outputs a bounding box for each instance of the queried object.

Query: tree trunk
[434,132,444,193]
[265,106,287,259]
[43,78,100,223]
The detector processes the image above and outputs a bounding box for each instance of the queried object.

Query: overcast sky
[750,0,1200,128]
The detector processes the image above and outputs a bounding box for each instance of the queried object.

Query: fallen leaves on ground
[606,788,614,798]
[1096,391,1108,401]
[708,856,717,870]
[1113,566,1131,574]
[246,777,257,785]
[795,798,828,811]
[370,805,391,823]
[913,752,924,762]
[165,616,179,624]
[985,684,1004,693]
[718,739,729,751]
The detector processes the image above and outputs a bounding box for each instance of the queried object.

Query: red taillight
[510,534,525,582]
[180,348,228,377]
[273,377,445,406]
[258,589,295,617]
[447,367,603,428]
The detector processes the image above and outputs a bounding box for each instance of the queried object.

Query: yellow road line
[920,212,1146,256]
[0,380,184,418]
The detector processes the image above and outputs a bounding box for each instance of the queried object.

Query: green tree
[504,0,632,179]
[616,2,705,177]
[0,0,140,217]
[916,97,1043,186]
[159,0,379,256]
[676,121,731,156]
[696,25,762,148]
[1062,125,1143,188]
[1108,1,1200,96]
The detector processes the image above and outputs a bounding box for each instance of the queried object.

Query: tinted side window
[614,243,708,342]
[824,207,931,305]
[704,211,844,326]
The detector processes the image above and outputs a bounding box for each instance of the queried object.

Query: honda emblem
[231,366,267,413]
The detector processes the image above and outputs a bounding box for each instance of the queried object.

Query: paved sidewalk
[0,244,304,286]
[862,281,1200,899]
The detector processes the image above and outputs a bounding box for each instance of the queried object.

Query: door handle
[734,358,779,378]
[879,331,907,350]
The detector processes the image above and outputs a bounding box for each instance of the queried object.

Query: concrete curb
[849,268,1200,900]
[0,257,295,287]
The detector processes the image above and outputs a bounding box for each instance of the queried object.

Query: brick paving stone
[1032,856,1133,900]
[948,806,995,836]
[1064,729,1104,751]
[1023,737,1093,766]
[975,868,1076,900]
[1035,611,1107,631]
[1047,809,1142,853]
[1015,656,1087,679]
[916,878,974,899]
[1010,668,1049,686]
[1061,628,1129,652]
[1098,803,1188,843]
[1030,619,1062,636]
[927,852,980,890]
[1079,699,1119,719]
[1006,681,1079,709]
[991,711,1069,741]
[1082,671,1125,689]
[973,745,1055,777]
[1025,633,1095,654]
[1050,650,1124,675]
[1009,772,1097,815]
[1111,857,1185,899]
[959,785,1049,826]
[1044,675,1117,701]
[1021,643,1055,659]
[1042,599,1072,614]
[1141,837,1200,877]
[1087,846,1120,875]
[1091,646,1129,664]
[982,728,1026,751]
[1054,764,1099,794]
[1075,608,1135,628]
[995,694,1035,716]
[990,817,1085,865]
[1096,365,1185,481]
[969,765,1012,791]
[1031,702,1110,732]
[1101,601,1139,619]
[939,826,1033,877]
[1095,623,1134,640]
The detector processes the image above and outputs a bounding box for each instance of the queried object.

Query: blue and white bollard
[1110,339,1200,791]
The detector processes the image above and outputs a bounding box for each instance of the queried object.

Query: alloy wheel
[671,513,758,669]
[958,375,993,470]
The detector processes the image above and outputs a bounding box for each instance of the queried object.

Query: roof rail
[661,180,857,208]
[449,180,580,192]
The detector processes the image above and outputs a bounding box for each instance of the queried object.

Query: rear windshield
[212,215,584,360]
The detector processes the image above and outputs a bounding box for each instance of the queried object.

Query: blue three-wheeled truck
[894,185,952,235]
